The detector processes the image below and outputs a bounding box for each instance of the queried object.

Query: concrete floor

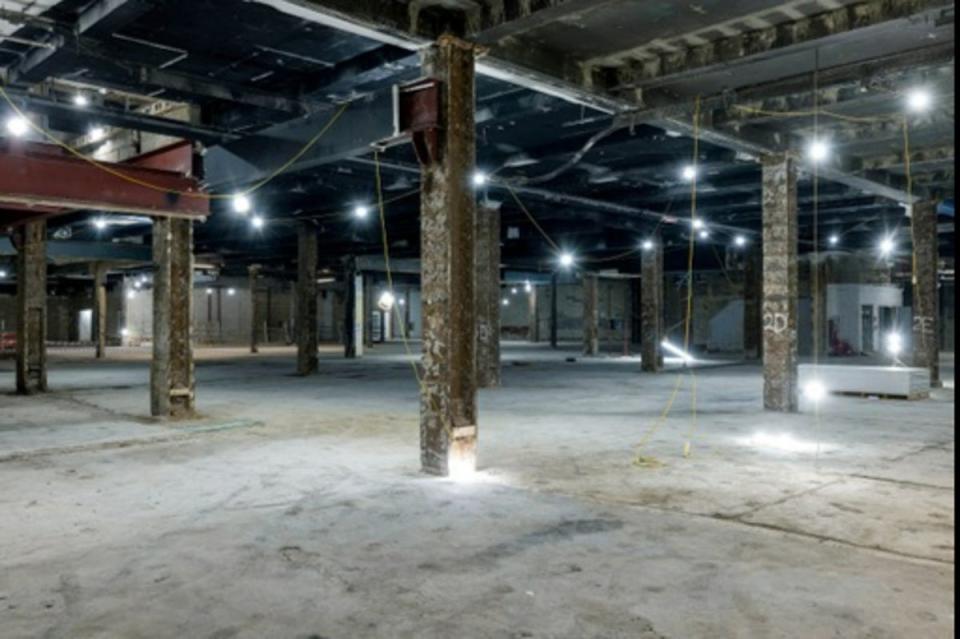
[0,343,954,638]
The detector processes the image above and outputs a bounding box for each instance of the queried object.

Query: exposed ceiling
[0,0,954,279]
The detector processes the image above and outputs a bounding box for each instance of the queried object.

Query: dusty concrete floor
[0,342,954,638]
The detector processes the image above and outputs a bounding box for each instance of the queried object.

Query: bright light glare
[698,229,710,240]
[559,252,575,268]
[120,328,129,337]
[378,290,396,311]
[502,298,510,307]
[353,205,369,220]
[206,288,214,295]
[682,165,697,181]
[828,234,840,247]
[734,235,747,247]
[808,139,830,163]
[6,116,28,137]
[89,126,106,142]
[510,287,518,295]
[661,338,694,363]
[641,239,655,251]
[73,94,89,107]
[743,431,823,454]
[227,288,236,296]
[232,194,251,214]
[251,215,265,230]
[691,218,705,230]
[472,171,488,187]
[886,332,903,357]
[127,291,136,300]
[803,379,827,402]
[879,236,895,257]
[524,281,533,293]
[906,88,932,113]
[0,269,7,278]
[93,218,107,230]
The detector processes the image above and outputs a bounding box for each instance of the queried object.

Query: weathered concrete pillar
[550,273,559,348]
[296,221,319,375]
[169,219,195,418]
[527,285,539,342]
[151,218,195,418]
[248,264,262,354]
[641,240,664,372]
[14,222,47,394]
[92,262,108,359]
[811,257,830,359]
[475,202,501,388]
[344,260,364,358]
[583,274,600,356]
[418,36,478,476]
[911,200,940,387]
[743,250,763,360]
[761,154,799,412]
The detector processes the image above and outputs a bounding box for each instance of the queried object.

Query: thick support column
[169,219,195,418]
[911,200,940,387]
[583,274,600,356]
[550,273,559,348]
[761,154,799,412]
[151,218,195,418]
[344,263,364,359]
[418,37,478,476]
[14,222,47,394]
[296,221,319,375]
[743,250,763,360]
[92,262,108,359]
[641,241,664,372]
[527,285,539,343]
[475,203,501,388]
[249,264,262,354]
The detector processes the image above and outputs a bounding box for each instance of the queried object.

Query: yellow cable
[373,150,423,388]
[504,183,560,251]
[0,81,349,201]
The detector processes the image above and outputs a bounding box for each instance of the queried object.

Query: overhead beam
[594,0,953,91]
[0,142,209,219]
[1,86,239,144]
[8,0,154,83]
[203,89,394,189]
[0,238,151,262]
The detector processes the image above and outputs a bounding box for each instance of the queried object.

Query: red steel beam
[0,141,209,222]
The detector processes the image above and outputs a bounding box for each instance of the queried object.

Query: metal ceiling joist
[0,86,240,144]
[0,237,151,262]
[0,141,209,222]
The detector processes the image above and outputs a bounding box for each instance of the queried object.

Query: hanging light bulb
[472,171,488,187]
[906,88,933,113]
[642,239,655,251]
[353,205,370,220]
[559,252,575,268]
[807,139,830,163]
[251,215,265,230]
[682,165,697,181]
[232,194,251,214]
[6,116,29,137]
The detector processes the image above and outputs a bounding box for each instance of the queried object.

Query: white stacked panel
[800,364,931,399]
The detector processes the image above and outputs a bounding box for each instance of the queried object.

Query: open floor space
[1,344,954,637]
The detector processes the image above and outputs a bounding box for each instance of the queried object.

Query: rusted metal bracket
[396,78,442,166]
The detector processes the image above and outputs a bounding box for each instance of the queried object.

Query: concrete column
[169,219,195,418]
[911,200,940,387]
[583,274,600,356]
[761,154,799,412]
[344,262,364,358]
[92,262,108,359]
[641,240,664,372]
[151,217,195,418]
[527,285,539,343]
[14,222,47,394]
[249,264,262,354]
[743,250,763,360]
[475,203,501,388]
[550,273,559,348]
[296,221,319,375]
[418,36,478,476]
